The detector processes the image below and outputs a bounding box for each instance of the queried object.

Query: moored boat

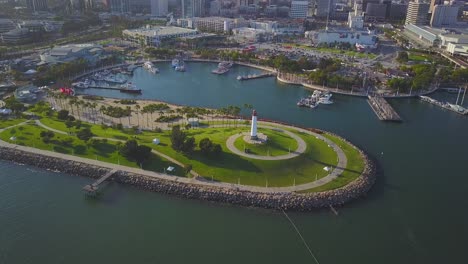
[119,82,141,94]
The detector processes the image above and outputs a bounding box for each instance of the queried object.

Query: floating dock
[83,169,118,196]
[237,73,276,81]
[367,95,402,122]
[420,96,468,115]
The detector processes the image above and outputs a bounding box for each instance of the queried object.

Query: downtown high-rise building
[430,4,459,27]
[109,0,130,13]
[405,0,429,25]
[429,0,443,13]
[315,0,333,18]
[182,0,205,18]
[151,0,168,16]
[290,1,309,18]
[26,0,48,12]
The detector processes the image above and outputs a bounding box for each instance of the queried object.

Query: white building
[122,26,198,46]
[177,17,248,33]
[232,27,269,43]
[290,1,309,19]
[446,42,468,56]
[0,19,16,34]
[40,44,103,65]
[151,0,168,17]
[348,13,364,29]
[307,29,378,48]
[430,4,459,27]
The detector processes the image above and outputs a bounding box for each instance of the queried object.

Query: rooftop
[123,26,198,37]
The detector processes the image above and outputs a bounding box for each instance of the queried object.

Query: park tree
[57,110,70,120]
[170,125,196,153]
[40,131,55,143]
[396,51,409,63]
[119,139,152,164]
[76,128,93,142]
[199,138,222,156]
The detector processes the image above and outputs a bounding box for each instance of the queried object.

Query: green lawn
[0,123,184,176]
[2,113,366,190]
[137,127,339,187]
[0,118,27,129]
[232,128,299,156]
[408,53,430,62]
[300,134,365,192]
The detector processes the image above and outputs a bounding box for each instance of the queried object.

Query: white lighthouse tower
[250,109,258,139]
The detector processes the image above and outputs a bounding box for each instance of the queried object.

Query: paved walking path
[0,120,349,193]
[225,126,306,160]
[33,120,198,177]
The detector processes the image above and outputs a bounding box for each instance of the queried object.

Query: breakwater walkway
[3,120,349,193]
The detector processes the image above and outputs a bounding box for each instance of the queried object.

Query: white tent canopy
[152,138,160,145]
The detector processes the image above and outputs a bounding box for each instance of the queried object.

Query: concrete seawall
[0,139,376,211]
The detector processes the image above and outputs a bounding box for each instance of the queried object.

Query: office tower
[405,0,429,25]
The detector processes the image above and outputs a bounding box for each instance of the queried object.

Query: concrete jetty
[420,96,468,115]
[237,73,276,81]
[367,95,402,122]
[83,169,118,196]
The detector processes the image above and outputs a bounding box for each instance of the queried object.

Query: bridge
[83,169,118,196]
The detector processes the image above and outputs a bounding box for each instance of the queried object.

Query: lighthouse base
[243,133,268,144]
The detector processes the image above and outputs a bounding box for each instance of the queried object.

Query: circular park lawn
[232,128,299,156]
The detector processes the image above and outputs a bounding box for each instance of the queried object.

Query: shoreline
[0,124,377,211]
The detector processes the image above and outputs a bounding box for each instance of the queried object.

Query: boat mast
[455,87,462,105]
[461,85,467,106]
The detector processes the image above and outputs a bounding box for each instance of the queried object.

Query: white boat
[311,90,322,99]
[318,97,334,104]
[172,58,182,68]
[104,75,127,84]
[175,65,185,72]
[218,61,233,69]
[143,61,159,74]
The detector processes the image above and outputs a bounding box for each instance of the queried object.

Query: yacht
[172,58,182,68]
[143,61,159,74]
[318,97,333,104]
[104,75,127,84]
[218,61,233,69]
[119,82,141,94]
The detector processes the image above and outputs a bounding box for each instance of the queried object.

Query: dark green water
[1,62,467,263]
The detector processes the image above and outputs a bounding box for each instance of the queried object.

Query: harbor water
[1,62,467,263]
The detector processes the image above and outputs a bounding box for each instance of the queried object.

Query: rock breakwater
[0,142,376,211]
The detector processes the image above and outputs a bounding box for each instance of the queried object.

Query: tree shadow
[187,150,261,173]
[92,142,116,158]
[73,145,87,155]
[53,145,70,154]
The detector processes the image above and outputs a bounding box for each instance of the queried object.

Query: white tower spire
[250,109,258,139]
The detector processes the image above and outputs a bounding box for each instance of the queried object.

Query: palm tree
[135,104,140,128]
[126,106,132,127]
[99,105,106,124]
[91,102,97,124]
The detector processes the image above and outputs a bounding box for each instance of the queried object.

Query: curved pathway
[1,120,349,193]
[33,120,199,177]
[225,126,306,160]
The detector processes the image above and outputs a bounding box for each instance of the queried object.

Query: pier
[420,96,468,115]
[237,73,276,81]
[83,169,118,196]
[367,96,402,121]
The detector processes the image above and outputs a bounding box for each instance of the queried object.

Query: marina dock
[367,95,402,121]
[83,169,118,196]
[420,96,468,115]
[237,73,276,81]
